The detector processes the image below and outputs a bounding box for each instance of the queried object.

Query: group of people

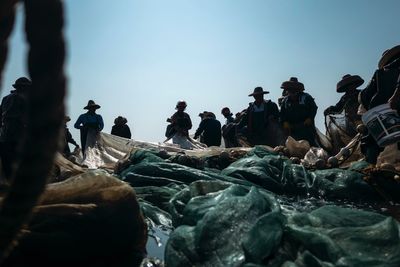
[0,87,132,179]
[166,76,319,149]
[166,44,400,165]
[1,45,400,179]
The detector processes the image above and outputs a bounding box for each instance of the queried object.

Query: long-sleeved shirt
[74,112,104,131]
[194,118,222,147]
[326,90,361,121]
[280,92,318,124]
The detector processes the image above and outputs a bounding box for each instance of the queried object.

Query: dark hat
[280,77,304,91]
[198,111,208,118]
[12,77,32,89]
[248,87,269,97]
[379,45,400,69]
[336,74,364,93]
[84,100,101,110]
[114,116,127,125]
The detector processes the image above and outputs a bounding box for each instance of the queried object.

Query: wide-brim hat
[84,100,101,110]
[336,74,364,93]
[280,77,304,91]
[379,45,400,69]
[12,77,32,89]
[248,87,269,97]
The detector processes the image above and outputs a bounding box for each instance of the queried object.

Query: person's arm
[126,126,132,139]
[268,102,280,120]
[388,74,400,109]
[186,114,192,131]
[325,95,346,115]
[194,120,205,139]
[66,128,78,146]
[306,94,318,120]
[360,71,378,109]
[236,107,249,129]
[74,115,83,129]
[98,115,104,131]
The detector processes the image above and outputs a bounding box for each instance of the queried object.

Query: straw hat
[248,87,269,97]
[84,100,101,110]
[280,77,304,91]
[336,74,364,93]
[378,45,400,69]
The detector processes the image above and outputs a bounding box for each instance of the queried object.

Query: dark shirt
[0,90,28,142]
[225,115,235,125]
[170,111,192,136]
[238,100,280,131]
[194,118,222,147]
[328,90,361,121]
[360,68,400,110]
[280,92,318,124]
[74,112,104,131]
[111,124,132,139]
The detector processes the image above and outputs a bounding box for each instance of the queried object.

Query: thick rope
[0,0,18,90]
[0,0,66,261]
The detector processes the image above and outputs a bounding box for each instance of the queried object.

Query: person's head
[379,45,400,69]
[198,111,207,120]
[336,74,364,94]
[84,100,101,113]
[176,100,187,112]
[248,87,269,103]
[114,116,127,126]
[221,107,232,118]
[280,77,304,97]
[12,77,32,93]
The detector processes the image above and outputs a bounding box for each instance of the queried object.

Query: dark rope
[0,0,66,261]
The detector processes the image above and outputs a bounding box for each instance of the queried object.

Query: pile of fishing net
[112,146,400,267]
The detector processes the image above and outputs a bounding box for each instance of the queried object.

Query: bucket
[362,104,400,147]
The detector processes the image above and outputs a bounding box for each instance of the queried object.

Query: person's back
[111,116,131,139]
[195,117,221,147]
[0,91,28,142]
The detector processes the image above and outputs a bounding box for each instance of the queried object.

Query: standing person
[111,116,132,139]
[194,112,222,147]
[221,107,237,148]
[62,116,79,158]
[167,100,192,144]
[280,77,318,146]
[74,100,104,156]
[237,87,282,147]
[0,77,30,179]
[324,74,364,137]
[360,45,400,164]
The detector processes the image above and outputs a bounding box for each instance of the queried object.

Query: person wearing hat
[237,87,281,146]
[166,100,192,142]
[280,77,318,146]
[324,74,364,137]
[0,77,31,179]
[62,116,79,158]
[111,116,132,139]
[194,111,222,147]
[359,45,400,164]
[74,100,104,155]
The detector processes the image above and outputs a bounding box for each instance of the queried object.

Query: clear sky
[1,0,400,142]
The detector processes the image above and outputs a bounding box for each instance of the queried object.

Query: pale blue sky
[1,1,400,142]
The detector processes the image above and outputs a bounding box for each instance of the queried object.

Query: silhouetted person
[166,101,192,144]
[74,100,104,156]
[111,116,132,139]
[221,107,237,148]
[237,87,281,146]
[194,112,222,147]
[62,116,79,157]
[324,74,364,137]
[0,77,30,179]
[360,45,400,164]
[280,77,318,146]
